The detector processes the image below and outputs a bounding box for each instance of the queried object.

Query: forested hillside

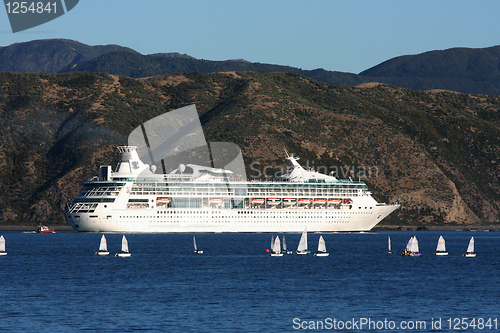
[0,71,499,226]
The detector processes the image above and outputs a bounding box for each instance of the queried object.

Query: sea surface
[0,230,499,332]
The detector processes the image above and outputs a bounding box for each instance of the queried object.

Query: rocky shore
[0,225,74,232]
[373,224,500,231]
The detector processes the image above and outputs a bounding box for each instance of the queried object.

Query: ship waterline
[65,146,399,233]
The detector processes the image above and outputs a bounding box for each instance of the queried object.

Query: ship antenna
[284,148,289,158]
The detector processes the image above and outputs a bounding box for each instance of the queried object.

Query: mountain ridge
[2,39,500,94]
[0,39,138,73]
[359,46,500,95]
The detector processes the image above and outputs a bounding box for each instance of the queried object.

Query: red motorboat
[36,226,55,233]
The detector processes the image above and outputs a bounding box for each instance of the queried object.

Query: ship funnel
[114,146,151,176]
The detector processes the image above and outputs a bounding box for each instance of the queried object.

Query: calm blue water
[0,231,499,332]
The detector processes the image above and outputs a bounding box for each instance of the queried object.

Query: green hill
[2,39,500,95]
[58,50,367,86]
[0,39,137,73]
[360,46,500,95]
[0,71,499,227]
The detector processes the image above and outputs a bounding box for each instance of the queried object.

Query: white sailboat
[462,237,476,257]
[0,235,6,256]
[270,235,283,256]
[295,228,310,255]
[95,235,109,255]
[314,235,329,256]
[388,236,394,254]
[410,236,421,256]
[282,235,292,254]
[434,235,448,256]
[402,236,421,256]
[193,236,203,254]
[115,235,131,257]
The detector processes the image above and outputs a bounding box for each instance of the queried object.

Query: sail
[297,228,308,252]
[283,236,287,251]
[409,236,419,253]
[272,236,281,253]
[318,236,326,252]
[193,236,197,250]
[99,235,108,252]
[406,237,413,251]
[436,235,446,252]
[0,235,5,252]
[388,236,392,252]
[467,237,475,253]
[121,235,129,253]
[414,237,420,253]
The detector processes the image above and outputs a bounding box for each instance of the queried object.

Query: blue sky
[1,0,500,74]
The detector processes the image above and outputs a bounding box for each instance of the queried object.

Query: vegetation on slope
[0,71,499,226]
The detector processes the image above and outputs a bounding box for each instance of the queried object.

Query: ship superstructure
[65,146,399,232]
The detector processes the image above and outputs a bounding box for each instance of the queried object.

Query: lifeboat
[266,198,281,205]
[210,198,223,203]
[283,198,296,205]
[328,198,342,204]
[343,199,352,204]
[156,197,171,203]
[252,198,265,204]
[298,198,311,205]
[313,198,327,204]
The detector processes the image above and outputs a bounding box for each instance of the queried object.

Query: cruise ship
[65,146,399,232]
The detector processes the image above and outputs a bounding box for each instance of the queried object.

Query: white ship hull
[65,146,400,233]
[66,204,398,233]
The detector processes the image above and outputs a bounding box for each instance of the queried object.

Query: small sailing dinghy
[193,236,203,254]
[314,236,329,256]
[462,237,476,257]
[0,235,6,256]
[282,235,292,254]
[115,235,131,257]
[270,235,283,256]
[95,235,109,256]
[295,228,310,255]
[388,236,395,254]
[402,236,421,256]
[434,235,448,256]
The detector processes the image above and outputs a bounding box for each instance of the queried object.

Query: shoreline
[0,225,75,232]
[373,225,500,231]
[0,225,498,232]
